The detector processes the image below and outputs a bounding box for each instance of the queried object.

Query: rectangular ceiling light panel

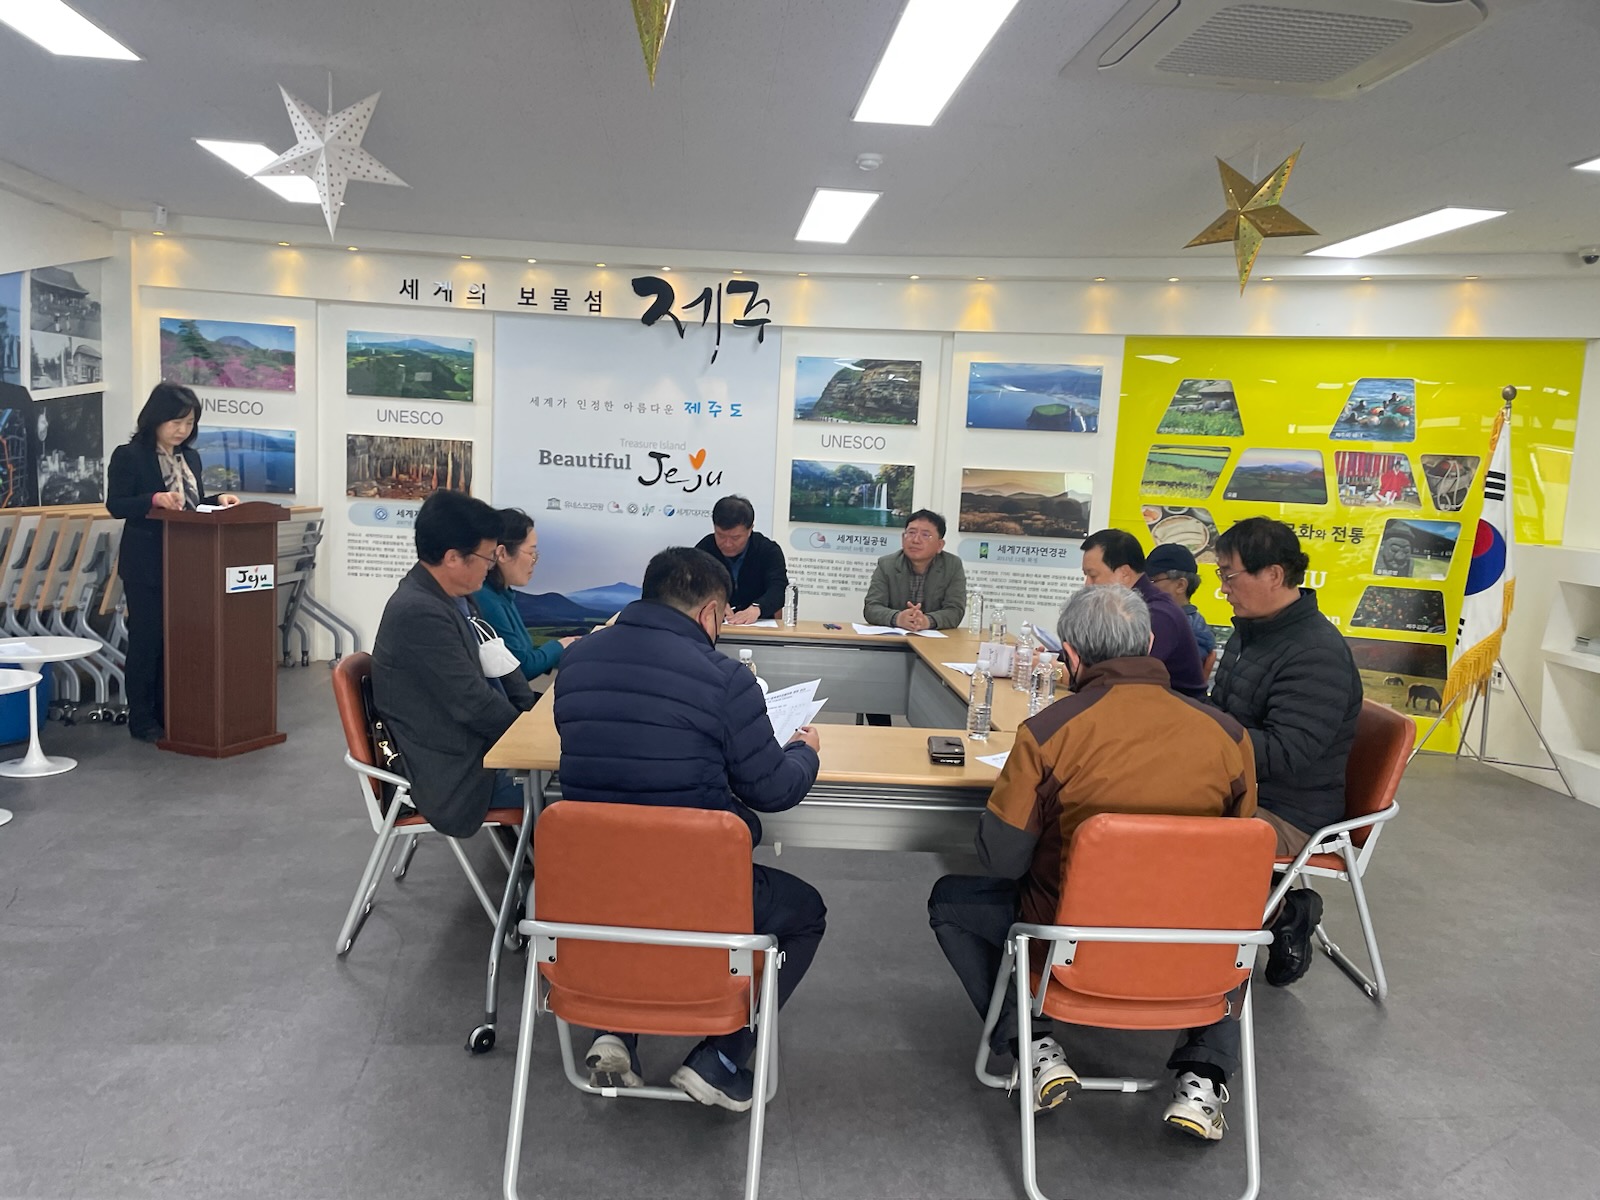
[0,0,139,59]
[853,0,1022,126]
[795,188,881,244]
[195,139,322,205]
[1306,206,1505,258]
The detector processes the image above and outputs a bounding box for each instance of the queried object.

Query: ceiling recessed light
[1261,276,1274,282]
[1306,207,1506,258]
[1168,277,1181,283]
[853,0,1022,126]
[908,274,920,280]
[1092,276,1106,282]
[595,262,607,268]
[151,230,165,236]
[795,187,880,244]
[347,246,359,252]
[0,0,139,59]
[1574,156,1600,173]
[277,241,292,247]
[975,276,987,281]
[797,272,809,277]
[660,266,672,272]
[1464,274,1479,280]
[460,254,472,260]
[732,269,744,275]
[1360,275,1373,281]
[194,139,321,204]
[526,258,537,264]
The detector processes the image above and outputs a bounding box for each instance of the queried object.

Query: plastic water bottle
[784,584,799,628]
[1012,624,1036,693]
[1028,653,1058,717]
[966,650,994,742]
[967,589,984,636]
[988,600,1007,643]
[739,648,757,677]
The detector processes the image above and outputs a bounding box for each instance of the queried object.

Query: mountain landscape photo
[959,468,1092,539]
[159,318,296,391]
[347,331,476,402]
[966,362,1101,432]
[513,581,641,638]
[794,357,920,425]
[1223,448,1328,505]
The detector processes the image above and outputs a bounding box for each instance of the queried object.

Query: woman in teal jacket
[474,508,577,681]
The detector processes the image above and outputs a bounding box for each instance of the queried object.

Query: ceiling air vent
[1062,0,1488,98]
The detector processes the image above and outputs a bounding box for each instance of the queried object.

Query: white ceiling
[1,0,1598,264]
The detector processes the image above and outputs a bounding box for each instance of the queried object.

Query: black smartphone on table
[927,735,965,765]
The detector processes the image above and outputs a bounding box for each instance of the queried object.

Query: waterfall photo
[789,459,914,528]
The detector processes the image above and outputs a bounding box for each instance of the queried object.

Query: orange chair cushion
[1276,851,1348,874]
[1032,967,1230,1031]
[1342,700,1413,848]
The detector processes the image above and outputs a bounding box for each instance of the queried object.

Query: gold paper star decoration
[631,0,676,85]
[1186,147,1317,292]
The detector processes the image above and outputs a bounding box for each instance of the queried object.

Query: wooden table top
[485,694,1015,790]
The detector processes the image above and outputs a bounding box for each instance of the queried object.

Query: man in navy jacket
[554,546,825,1111]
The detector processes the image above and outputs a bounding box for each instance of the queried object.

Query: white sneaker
[1013,1036,1079,1112]
[584,1034,644,1089]
[1163,1071,1228,1141]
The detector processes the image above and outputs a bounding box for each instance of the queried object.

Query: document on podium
[195,504,227,513]
[764,678,826,745]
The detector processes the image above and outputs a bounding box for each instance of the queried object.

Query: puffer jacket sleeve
[721,664,819,817]
[1242,642,1357,787]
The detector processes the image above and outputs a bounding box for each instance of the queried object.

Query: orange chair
[503,802,782,1200]
[975,813,1277,1200]
[1265,699,1413,1002]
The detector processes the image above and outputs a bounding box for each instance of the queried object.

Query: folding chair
[504,802,782,1200]
[975,813,1277,1200]
[1265,699,1413,1002]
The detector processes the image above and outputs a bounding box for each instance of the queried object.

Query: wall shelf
[1539,577,1600,807]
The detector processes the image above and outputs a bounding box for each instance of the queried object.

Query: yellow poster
[1110,337,1584,732]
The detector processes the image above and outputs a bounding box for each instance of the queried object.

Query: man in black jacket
[1211,517,1363,987]
[694,495,789,623]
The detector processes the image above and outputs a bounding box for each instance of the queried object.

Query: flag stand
[1413,658,1575,798]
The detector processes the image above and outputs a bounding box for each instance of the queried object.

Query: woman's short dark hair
[712,495,756,530]
[1216,517,1310,587]
[413,488,501,566]
[642,546,732,615]
[486,507,536,591]
[131,382,202,448]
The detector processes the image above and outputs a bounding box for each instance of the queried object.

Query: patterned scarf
[156,447,200,510]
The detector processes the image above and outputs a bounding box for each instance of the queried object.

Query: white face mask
[469,617,521,678]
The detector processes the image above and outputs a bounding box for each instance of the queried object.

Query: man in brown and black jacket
[928,583,1257,1138]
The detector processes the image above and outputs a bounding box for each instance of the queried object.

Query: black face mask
[1064,657,1082,692]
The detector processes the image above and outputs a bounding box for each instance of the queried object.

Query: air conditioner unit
[1062,0,1489,99]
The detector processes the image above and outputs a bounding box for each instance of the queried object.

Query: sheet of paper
[768,697,827,745]
[749,619,780,628]
[764,678,821,709]
[0,640,41,657]
[913,629,948,639]
[942,661,977,675]
[195,504,227,513]
[851,622,909,636]
[976,751,1010,770]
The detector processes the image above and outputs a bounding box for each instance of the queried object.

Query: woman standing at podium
[106,383,240,742]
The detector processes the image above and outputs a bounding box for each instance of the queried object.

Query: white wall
[0,186,113,276]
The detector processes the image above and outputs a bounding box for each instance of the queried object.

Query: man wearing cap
[1145,543,1216,666]
[1079,528,1208,699]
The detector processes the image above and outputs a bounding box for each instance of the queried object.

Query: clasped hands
[893,603,932,632]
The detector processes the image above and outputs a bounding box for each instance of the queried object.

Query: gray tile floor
[2,666,1598,1200]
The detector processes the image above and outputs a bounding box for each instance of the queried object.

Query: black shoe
[129,725,165,743]
[1265,888,1324,987]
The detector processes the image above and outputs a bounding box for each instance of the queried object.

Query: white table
[0,637,101,778]
[0,667,44,824]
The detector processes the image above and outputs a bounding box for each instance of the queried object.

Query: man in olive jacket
[863,509,967,630]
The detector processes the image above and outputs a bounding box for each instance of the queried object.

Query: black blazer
[106,441,218,588]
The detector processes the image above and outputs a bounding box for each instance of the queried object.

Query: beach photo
[1223,448,1328,505]
[347,434,473,499]
[1335,450,1421,508]
[0,272,22,386]
[1350,586,1447,634]
[959,469,1092,540]
[966,362,1101,432]
[1331,377,1416,443]
[789,459,914,527]
[1373,518,1460,580]
[1154,379,1244,437]
[1141,443,1230,500]
[1420,454,1479,511]
[195,428,297,495]
[1142,504,1220,565]
[1346,637,1448,714]
[29,391,104,505]
[793,357,920,425]
[347,331,476,402]
[160,318,296,392]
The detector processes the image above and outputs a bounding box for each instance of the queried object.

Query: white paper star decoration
[254,85,407,239]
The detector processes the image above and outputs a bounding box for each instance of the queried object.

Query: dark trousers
[928,873,1240,1080]
[608,864,826,1067]
[123,577,165,737]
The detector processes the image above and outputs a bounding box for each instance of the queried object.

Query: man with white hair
[927,583,1258,1139]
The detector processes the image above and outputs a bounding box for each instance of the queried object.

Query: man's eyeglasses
[465,551,497,567]
[902,528,938,541]
[1217,566,1253,586]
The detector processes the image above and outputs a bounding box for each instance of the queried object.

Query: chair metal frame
[503,917,783,1200]
[976,923,1274,1200]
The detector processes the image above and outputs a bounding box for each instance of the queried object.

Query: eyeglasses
[1217,566,1253,586]
[520,546,541,564]
[902,528,938,541]
[465,551,497,567]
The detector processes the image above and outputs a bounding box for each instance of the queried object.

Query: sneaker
[1265,887,1325,987]
[1163,1071,1228,1141]
[584,1033,643,1089]
[1007,1036,1080,1112]
[669,1041,754,1113]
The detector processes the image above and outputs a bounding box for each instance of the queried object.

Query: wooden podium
[153,503,290,757]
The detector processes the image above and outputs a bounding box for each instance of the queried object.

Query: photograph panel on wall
[1140,444,1230,500]
[966,362,1101,432]
[0,399,34,506]
[195,428,297,495]
[159,318,296,392]
[1419,453,1480,511]
[29,261,103,394]
[28,391,104,505]
[1142,504,1220,565]
[347,331,476,402]
[1330,377,1416,442]
[1154,379,1243,438]
[793,357,920,425]
[1334,450,1420,507]
[1373,518,1460,580]
[789,459,914,527]
[1345,637,1448,714]
[1349,585,1447,634]
[1223,448,1328,505]
[347,434,473,499]
[959,469,1092,540]
[0,271,22,386]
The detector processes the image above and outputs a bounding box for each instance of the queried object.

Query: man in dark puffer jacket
[1210,517,1362,988]
[554,546,825,1112]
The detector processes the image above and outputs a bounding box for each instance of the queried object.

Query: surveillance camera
[1581,247,1600,266]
